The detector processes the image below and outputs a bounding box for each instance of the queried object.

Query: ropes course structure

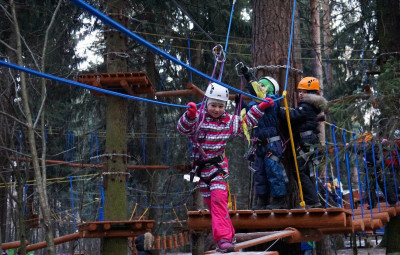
[1,0,400,254]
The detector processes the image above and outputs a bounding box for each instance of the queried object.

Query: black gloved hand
[240,65,249,75]
[234,94,241,105]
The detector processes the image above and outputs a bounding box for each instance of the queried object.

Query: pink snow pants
[202,184,235,243]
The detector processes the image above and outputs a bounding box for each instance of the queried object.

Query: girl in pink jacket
[177,82,274,252]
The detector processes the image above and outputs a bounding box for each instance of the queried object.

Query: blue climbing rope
[218,0,236,80]
[353,133,364,218]
[283,0,297,92]
[325,141,329,208]
[370,141,381,212]
[362,140,374,218]
[0,60,188,108]
[378,141,389,207]
[388,145,399,205]
[68,0,268,103]
[342,130,354,216]
[331,125,343,207]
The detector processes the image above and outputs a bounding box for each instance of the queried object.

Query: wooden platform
[188,208,353,231]
[78,72,154,96]
[24,220,154,252]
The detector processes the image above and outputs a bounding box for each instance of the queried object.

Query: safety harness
[297,130,319,176]
[190,155,227,186]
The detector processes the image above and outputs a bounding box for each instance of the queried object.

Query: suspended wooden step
[188,208,353,231]
[78,72,154,96]
[205,229,297,254]
[24,220,154,252]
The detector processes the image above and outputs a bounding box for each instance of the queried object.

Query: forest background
[0,0,399,254]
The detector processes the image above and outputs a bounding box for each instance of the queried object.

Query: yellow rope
[170,202,183,227]
[129,203,138,221]
[283,91,305,207]
[183,203,188,213]
[227,182,232,210]
[138,207,149,221]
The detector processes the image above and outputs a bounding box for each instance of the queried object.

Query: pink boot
[216,238,235,253]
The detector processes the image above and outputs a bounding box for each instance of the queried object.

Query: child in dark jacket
[237,69,288,210]
[177,82,274,252]
[284,77,327,208]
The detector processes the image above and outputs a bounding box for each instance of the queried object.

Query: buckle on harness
[300,130,313,138]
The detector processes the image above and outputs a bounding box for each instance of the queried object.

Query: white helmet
[205,82,229,102]
[259,76,280,95]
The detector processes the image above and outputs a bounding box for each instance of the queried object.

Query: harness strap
[194,155,227,186]
[300,130,314,138]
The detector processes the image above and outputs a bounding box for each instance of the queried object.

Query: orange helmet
[297,77,320,91]
[358,133,373,143]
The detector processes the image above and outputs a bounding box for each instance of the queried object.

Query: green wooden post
[102,0,128,254]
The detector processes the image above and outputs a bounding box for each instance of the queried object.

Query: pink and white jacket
[177,105,264,188]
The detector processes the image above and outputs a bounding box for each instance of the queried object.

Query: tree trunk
[9,1,56,254]
[322,0,333,99]
[102,0,129,254]
[252,0,301,253]
[310,0,325,143]
[376,0,400,63]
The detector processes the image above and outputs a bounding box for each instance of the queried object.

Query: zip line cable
[68,0,267,103]
[0,60,188,108]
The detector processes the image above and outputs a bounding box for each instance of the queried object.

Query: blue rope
[378,142,389,207]
[283,0,297,92]
[99,180,105,221]
[71,131,75,162]
[68,0,266,103]
[0,60,189,108]
[370,141,381,212]
[388,145,399,205]
[187,38,192,83]
[362,140,374,217]
[353,133,364,218]
[218,0,236,80]
[331,125,343,207]
[325,141,329,208]
[342,130,354,216]
[69,176,77,232]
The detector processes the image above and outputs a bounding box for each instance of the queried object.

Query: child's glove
[258,97,274,110]
[186,102,197,119]
[240,65,251,82]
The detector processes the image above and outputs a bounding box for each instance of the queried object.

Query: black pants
[297,154,319,205]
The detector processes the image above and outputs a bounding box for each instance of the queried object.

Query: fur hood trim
[301,93,327,111]
[144,232,153,250]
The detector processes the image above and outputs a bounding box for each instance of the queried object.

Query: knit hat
[206,98,226,107]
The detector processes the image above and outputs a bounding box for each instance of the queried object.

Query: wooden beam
[0,240,29,250]
[188,209,350,230]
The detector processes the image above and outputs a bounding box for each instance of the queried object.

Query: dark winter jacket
[247,94,283,157]
[283,93,327,147]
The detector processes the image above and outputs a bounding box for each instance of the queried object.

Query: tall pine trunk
[102,0,129,254]
[252,1,301,253]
